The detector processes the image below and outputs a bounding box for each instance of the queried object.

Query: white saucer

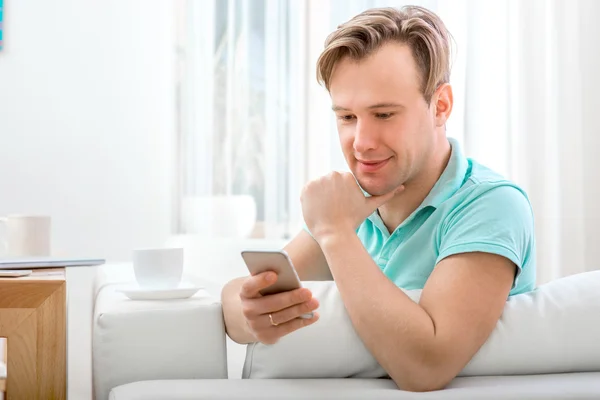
[117,282,205,300]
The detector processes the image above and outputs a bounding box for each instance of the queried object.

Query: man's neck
[378,137,452,234]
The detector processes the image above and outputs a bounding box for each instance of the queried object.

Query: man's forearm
[317,231,445,391]
[221,277,256,344]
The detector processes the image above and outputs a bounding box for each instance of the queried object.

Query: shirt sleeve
[436,184,535,288]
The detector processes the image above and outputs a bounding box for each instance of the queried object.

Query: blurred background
[0,0,599,285]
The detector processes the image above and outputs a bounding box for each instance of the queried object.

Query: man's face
[329,42,438,196]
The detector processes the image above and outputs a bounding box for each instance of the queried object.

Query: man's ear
[432,83,453,127]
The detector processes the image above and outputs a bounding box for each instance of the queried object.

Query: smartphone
[240,249,313,318]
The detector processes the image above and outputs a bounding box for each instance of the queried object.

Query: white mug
[0,215,51,257]
[132,247,184,289]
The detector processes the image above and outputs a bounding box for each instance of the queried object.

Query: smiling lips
[356,157,391,173]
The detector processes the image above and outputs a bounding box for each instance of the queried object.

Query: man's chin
[357,181,395,197]
[365,189,394,197]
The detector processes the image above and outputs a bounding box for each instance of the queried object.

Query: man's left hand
[300,171,403,241]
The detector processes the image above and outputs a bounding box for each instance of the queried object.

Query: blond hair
[316,6,453,103]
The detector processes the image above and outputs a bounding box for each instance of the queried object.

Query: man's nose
[353,120,378,154]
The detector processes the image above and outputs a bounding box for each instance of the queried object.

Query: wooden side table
[0,268,66,400]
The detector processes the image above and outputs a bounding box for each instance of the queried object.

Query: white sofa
[91,237,600,399]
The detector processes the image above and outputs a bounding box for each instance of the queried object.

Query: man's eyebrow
[332,105,350,112]
[367,102,404,109]
[331,103,404,112]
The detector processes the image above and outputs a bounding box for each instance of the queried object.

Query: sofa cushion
[244,280,393,379]
[109,372,600,400]
[243,271,600,379]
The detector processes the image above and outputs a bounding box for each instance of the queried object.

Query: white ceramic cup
[132,247,184,290]
[0,215,51,257]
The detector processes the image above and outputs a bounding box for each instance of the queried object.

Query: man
[221,5,536,392]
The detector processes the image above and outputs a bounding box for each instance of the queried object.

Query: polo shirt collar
[418,137,469,210]
[367,137,469,226]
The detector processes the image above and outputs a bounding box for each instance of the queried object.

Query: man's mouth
[356,157,391,173]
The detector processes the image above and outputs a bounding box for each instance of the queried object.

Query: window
[175,0,311,239]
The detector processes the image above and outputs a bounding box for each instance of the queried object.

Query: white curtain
[178,0,600,282]
[462,0,600,284]
[176,0,308,239]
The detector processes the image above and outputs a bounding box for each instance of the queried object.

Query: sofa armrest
[92,283,227,400]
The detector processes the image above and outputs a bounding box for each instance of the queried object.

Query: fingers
[251,287,312,315]
[261,297,320,327]
[239,271,277,299]
[241,287,312,319]
[239,273,320,345]
[256,312,321,345]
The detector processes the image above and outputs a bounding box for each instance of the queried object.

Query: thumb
[366,185,404,209]
[240,271,277,299]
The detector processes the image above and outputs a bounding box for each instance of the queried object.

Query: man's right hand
[240,271,320,345]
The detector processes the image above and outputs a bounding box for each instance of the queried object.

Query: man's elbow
[388,363,456,393]
[394,378,449,393]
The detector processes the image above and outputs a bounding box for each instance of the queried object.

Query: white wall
[0,1,175,399]
[0,0,175,262]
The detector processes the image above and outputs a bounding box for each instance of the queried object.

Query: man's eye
[338,115,355,121]
[376,113,393,119]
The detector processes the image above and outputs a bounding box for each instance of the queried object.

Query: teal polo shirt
[306,137,536,296]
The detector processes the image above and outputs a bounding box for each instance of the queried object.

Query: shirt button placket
[380,227,403,266]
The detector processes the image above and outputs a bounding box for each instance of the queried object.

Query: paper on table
[0,257,105,270]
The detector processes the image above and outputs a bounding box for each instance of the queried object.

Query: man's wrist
[314,226,356,249]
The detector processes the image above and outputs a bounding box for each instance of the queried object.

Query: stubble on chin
[355,177,397,197]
